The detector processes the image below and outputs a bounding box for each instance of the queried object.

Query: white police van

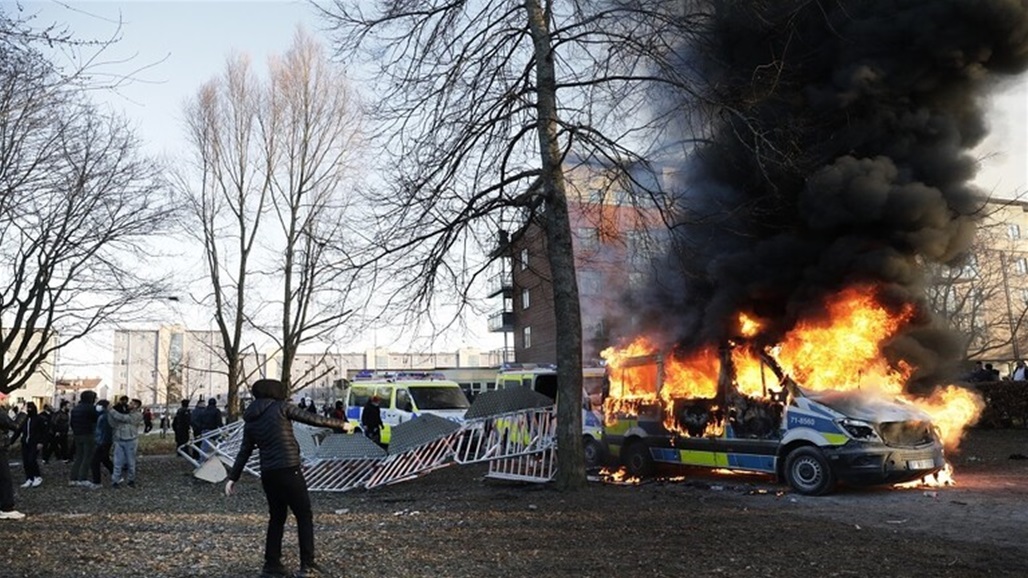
[344,374,470,445]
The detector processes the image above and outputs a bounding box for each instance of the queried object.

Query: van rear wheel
[621,440,655,478]
[784,446,835,495]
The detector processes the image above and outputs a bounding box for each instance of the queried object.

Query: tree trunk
[526,0,586,491]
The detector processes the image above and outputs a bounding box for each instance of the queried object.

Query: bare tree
[926,203,1028,366]
[319,0,698,489]
[180,53,269,421]
[259,29,362,391]
[179,30,363,417]
[0,13,175,395]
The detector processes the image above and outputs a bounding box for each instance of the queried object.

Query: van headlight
[838,418,882,442]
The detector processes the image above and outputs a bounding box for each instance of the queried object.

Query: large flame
[602,285,984,452]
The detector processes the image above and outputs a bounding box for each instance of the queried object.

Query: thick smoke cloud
[634,0,1028,384]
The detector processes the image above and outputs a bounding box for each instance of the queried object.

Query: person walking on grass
[68,391,99,486]
[107,397,143,488]
[89,400,114,489]
[0,407,27,519]
[12,402,46,488]
[225,378,351,578]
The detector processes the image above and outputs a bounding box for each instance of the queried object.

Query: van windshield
[409,386,470,410]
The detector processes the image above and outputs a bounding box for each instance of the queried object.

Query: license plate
[907,458,936,470]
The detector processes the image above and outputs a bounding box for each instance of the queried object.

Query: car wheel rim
[794,457,822,488]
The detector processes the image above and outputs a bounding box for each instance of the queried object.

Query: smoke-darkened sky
[636,0,1028,383]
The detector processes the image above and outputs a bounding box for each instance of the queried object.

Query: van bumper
[823,441,945,486]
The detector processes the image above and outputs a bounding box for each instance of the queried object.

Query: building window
[523,326,532,349]
[579,270,602,296]
[521,288,530,310]
[576,227,599,250]
[1016,257,1028,275]
[1010,224,1022,239]
[520,248,528,271]
[589,189,605,204]
[1021,288,1028,304]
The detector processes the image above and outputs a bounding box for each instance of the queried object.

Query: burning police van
[600,342,946,495]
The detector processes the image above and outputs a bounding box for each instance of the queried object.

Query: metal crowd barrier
[180,387,561,491]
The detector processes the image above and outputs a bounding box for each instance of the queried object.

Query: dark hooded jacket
[0,411,27,451]
[227,380,349,482]
[69,392,99,436]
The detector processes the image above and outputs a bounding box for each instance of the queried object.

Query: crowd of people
[0,390,148,521]
[1,384,370,576]
[968,359,1028,382]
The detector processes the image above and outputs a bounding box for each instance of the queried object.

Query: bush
[137,434,178,456]
[972,381,1028,428]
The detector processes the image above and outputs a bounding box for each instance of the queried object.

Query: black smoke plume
[635,0,1028,385]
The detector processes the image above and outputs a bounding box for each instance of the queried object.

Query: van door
[391,387,415,424]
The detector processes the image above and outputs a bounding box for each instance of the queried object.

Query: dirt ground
[2,428,1026,578]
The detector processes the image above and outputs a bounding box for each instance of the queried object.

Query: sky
[5,1,1028,380]
[9,0,508,379]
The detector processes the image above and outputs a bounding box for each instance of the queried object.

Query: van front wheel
[583,437,606,468]
[784,447,835,496]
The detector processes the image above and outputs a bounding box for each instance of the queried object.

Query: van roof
[349,379,462,387]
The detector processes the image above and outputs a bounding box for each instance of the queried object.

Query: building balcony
[488,310,514,333]
[487,272,513,298]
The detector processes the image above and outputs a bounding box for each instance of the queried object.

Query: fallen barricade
[179,387,559,491]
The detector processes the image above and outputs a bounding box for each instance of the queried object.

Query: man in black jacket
[225,379,351,578]
[0,407,27,519]
[68,391,98,486]
[12,402,46,488]
[43,401,69,463]
[171,399,192,457]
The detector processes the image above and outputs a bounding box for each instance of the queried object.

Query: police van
[495,365,608,467]
[344,375,471,445]
[602,343,946,495]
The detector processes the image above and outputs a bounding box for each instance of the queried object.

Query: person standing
[12,402,45,488]
[142,407,153,434]
[0,407,27,520]
[361,395,384,445]
[37,404,53,464]
[89,400,114,489]
[171,399,193,458]
[189,399,205,445]
[1012,360,1027,381]
[198,398,224,455]
[225,378,351,578]
[107,397,143,488]
[44,400,71,463]
[68,391,99,486]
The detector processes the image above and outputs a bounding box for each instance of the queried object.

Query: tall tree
[179,29,362,417]
[0,10,174,395]
[319,0,696,489]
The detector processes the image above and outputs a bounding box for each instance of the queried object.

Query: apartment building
[490,158,668,365]
[112,326,227,405]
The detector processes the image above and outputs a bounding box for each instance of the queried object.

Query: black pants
[21,443,40,480]
[90,442,113,484]
[260,466,315,568]
[0,449,14,511]
[42,433,68,461]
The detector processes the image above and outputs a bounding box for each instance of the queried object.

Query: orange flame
[601,284,984,453]
[738,312,762,338]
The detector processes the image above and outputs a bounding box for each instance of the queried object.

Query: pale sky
[6,1,1028,380]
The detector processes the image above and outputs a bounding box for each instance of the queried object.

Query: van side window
[396,388,414,412]
[350,387,373,407]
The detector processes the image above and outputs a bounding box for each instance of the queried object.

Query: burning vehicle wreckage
[180,290,982,497]
[598,287,984,495]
